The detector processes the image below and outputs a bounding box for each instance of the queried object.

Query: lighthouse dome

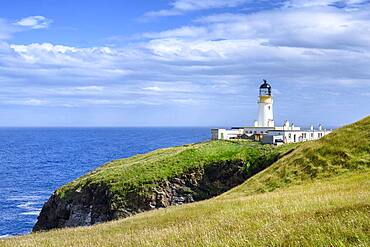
[259,79,272,96]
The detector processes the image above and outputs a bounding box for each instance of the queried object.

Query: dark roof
[268,129,330,133]
[231,127,274,129]
[260,79,271,89]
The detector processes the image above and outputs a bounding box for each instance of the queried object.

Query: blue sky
[0,0,369,127]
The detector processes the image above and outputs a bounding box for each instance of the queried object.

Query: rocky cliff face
[33,160,248,232]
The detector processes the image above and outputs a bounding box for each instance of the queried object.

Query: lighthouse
[256,80,274,127]
[211,79,332,142]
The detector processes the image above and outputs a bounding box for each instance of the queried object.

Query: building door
[221,133,224,140]
[293,134,296,142]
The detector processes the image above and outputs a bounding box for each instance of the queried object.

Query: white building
[211,80,332,144]
[256,80,274,128]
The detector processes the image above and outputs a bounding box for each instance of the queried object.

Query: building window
[311,133,314,138]
[288,133,291,138]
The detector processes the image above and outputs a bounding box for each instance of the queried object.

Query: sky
[0,0,369,127]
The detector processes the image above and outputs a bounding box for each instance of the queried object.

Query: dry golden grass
[2,170,369,247]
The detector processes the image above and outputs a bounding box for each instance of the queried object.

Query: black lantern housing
[259,79,271,96]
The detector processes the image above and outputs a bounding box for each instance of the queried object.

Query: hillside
[1,116,369,246]
[227,115,370,197]
[33,140,295,231]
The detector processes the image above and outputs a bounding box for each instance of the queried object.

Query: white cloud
[143,26,208,39]
[144,0,248,17]
[0,16,52,41]
[75,86,104,91]
[1,2,370,112]
[163,7,370,51]
[25,99,47,105]
[144,0,370,18]
[171,98,196,104]
[284,0,370,8]
[5,99,48,106]
[15,16,52,29]
[171,0,247,11]
[143,86,162,92]
[142,82,199,93]
[11,43,78,53]
[45,86,105,96]
[65,98,163,107]
[8,43,132,79]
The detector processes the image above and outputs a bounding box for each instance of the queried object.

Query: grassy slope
[228,115,370,197]
[57,140,293,200]
[2,116,370,247]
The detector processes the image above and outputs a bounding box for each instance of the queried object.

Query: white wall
[269,130,332,143]
[257,98,274,127]
[212,127,332,143]
[211,128,243,140]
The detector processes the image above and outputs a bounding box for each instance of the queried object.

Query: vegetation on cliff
[2,116,369,246]
[32,139,297,231]
[57,140,294,201]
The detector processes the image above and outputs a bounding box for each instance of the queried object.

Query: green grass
[56,140,294,202]
[1,116,369,246]
[227,115,370,197]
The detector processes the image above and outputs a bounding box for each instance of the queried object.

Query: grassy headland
[1,116,369,246]
[32,137,297,232]
[56,139,295,204]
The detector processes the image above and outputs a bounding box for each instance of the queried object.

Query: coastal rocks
[33,160,248,232]
[33,183,113,231]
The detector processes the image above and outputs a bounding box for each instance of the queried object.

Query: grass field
[1,116,369,246]
[2,171,369,247]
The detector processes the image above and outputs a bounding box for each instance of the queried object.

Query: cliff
[33,140,295,231]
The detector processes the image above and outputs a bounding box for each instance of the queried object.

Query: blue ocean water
[0,127,210,237]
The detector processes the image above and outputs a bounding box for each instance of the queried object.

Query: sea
[0,127,210,237]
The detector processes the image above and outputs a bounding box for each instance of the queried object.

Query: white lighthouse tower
[255,80,274,127]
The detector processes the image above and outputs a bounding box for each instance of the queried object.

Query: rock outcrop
[33,160,248,231]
